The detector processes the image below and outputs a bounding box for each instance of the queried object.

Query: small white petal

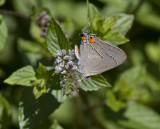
[65,64,69,69]
[68,61,73,66]
[55,66,62,73]
[72,65,77,70]
[77,79,81,83]
[57,50,62,56]
[64,55,70,60]
[56,56,62,63]
[62,49,66,55]
[60,81,64,85]
[61,70,67,74]
[59,61,65,67]
[69,49,75,56]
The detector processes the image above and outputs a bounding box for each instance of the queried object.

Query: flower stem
[0,9,30,19]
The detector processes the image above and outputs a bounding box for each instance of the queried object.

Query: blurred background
[0,0,160,129]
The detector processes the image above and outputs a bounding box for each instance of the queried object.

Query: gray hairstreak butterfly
[75,31,127,77]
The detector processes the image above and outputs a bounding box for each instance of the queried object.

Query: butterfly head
[80,32,88,40]
[80,32,96,44]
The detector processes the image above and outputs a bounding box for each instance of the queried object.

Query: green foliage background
[1,0,160,129]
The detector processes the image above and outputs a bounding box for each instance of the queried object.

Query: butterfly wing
[79,36,127,77]
[92,36,127,69]
[80,42,105,76]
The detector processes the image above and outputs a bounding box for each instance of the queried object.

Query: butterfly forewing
[94,36,127,65]
[79,33,127,77]
[80,42,107,76]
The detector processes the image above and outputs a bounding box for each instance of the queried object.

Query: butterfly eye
[81,34,86,40]
[80,33,84,37]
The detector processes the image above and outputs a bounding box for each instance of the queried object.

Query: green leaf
[120,101,160,129]
[114,65,160,103]
[108,14,134,36]
[17,38,47,65]
[46,18,71,57]
[88,3,116,35]
[79,74,111,91]
[36,63,51,79]
[0,94,12,129]
[61,19,75,37]
[33,63,60,99]
[119,119,150,129]
[145,40,160,64]
[4,66,36,86]
[101,17,116,34]
[0,15,8,52]
[12,0,37,15]
[19,87,60,129]
[106,90,126,112]
[0,0,5,6]
[30,22,45,43]
[136,2,160,29]
[114,66,147,100]
[88,3,102,33]
[115,66,146,89]
[18,38,43,53]
[49,120,64,129]
[88,3,133,45]
[130,49,144,66]
[51,90,68,103]
[100,0,139,15]
[51,97,75,124]
[33,79,48,99]
[104,32,129,45]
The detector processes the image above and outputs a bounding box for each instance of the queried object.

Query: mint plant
[1,0,160,129]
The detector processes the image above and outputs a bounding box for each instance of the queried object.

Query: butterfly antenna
[88,23,90,34]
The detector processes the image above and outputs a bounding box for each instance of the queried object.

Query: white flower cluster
[55,49,77,74]
[36,11,50,37]
[54,49,80,95]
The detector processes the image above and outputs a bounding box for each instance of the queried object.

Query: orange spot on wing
[89,37,95,43]
[82,36,86,40]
